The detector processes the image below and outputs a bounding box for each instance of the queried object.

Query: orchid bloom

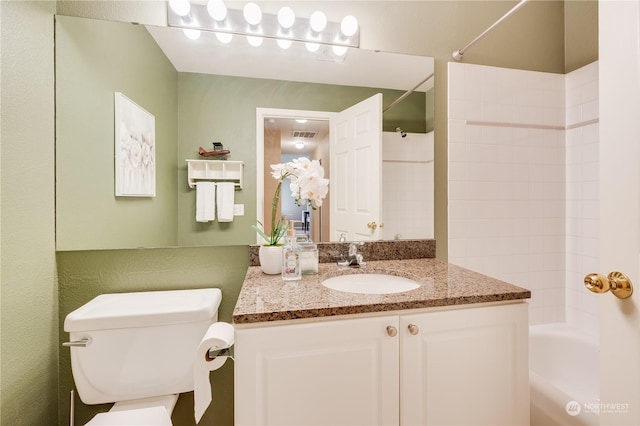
[271,157,329,209]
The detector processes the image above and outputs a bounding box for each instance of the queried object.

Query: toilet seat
[109,394,178,414]
[85,395,178,426]
[85,406,172,426]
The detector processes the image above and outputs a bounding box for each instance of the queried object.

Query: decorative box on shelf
[186,159,244,189]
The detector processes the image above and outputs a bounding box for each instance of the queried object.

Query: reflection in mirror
[55,15,434,250]
[250,45,435,242]
[259,111,333,245]
[55,15,180,251]
[258,105,434,244]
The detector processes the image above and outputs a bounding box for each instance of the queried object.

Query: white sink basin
[322,273,420,295]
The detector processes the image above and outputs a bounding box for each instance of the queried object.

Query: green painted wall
[0,1,58,425]
[55,15,179,250]
[565,0,598,73]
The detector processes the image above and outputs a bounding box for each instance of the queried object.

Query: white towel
[216,182,235,222]
[196,182,216,222]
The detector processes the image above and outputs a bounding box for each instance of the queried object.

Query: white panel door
[399,303,529,426]
[330,94,383,241]
[234,315,399,426]
[599,2,640,424]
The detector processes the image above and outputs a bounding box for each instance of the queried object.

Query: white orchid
[271,157,329,209]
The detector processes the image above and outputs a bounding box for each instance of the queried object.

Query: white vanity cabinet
[399,302,529,425]
[234,302,528,426]
[234,315,400,425]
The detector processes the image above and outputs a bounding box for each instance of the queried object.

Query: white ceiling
[265,117,329,155]
[145,25,434,92]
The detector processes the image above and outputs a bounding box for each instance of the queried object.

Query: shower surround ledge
[233,256,530,324]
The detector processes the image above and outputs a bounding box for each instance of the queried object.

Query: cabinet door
[400,303,529,426]
[235,316,400,426]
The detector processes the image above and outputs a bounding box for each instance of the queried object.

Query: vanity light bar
[167,2,360,49]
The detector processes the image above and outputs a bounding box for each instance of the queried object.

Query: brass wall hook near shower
[584,271,634,299]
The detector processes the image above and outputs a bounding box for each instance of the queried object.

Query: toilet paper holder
[207,346,234,362]
[64,340,233,361]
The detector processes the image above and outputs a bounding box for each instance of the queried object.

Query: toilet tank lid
[64,288,222,332]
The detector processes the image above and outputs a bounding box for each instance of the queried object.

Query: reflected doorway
[266,117,330,242]
[257,109,334,243]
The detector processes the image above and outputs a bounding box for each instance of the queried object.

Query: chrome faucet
[337,241,366,267]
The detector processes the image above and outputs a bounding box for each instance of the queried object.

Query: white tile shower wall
[382,131,434,240]
[565,61,599,338]
[448,62,566,325]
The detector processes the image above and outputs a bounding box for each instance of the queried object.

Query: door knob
[584,271,633,299]
[386,326,397,337]
[408,324,419,335]
[367,222,384,230]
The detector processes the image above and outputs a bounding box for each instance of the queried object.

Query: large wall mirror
[55,14,434,250]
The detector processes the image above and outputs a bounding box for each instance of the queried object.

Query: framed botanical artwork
[114,92,156,197]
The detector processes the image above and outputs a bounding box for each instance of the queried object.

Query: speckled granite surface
[248,239,436,266]
[233,258,531,324]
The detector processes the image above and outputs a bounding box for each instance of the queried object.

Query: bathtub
[530,323,599,426]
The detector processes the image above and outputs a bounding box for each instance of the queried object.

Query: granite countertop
[232,258,531,325]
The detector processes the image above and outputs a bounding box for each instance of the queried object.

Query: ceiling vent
[291,130,317,139]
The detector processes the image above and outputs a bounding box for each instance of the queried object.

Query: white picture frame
[114,92,156,197]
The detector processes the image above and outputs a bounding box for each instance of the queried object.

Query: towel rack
[186,159,244,189]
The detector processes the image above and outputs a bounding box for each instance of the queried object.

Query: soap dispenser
[282,220,301,281]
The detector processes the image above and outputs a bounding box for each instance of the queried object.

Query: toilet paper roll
[194,322,235,424]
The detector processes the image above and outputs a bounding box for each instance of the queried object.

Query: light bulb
[169,0,191,16]
[243,2,262,26]
[277,39,292,50]
[247,35,263,47]
[296,119,308,124]
[309,11,327,32]
[341,15,358,37]
[305,42,320,53]
[215,32,232,43]
[278,6,296,29]
[332,45,348,56]
[207,0,227,21]
[183,29,201,40]
[295,141,305,150]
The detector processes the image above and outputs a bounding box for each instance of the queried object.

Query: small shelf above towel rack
[186,160,244,189]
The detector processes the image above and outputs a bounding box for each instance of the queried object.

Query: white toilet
[64,288,222,425]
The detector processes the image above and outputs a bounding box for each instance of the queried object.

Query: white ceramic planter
[258,245,283,275]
